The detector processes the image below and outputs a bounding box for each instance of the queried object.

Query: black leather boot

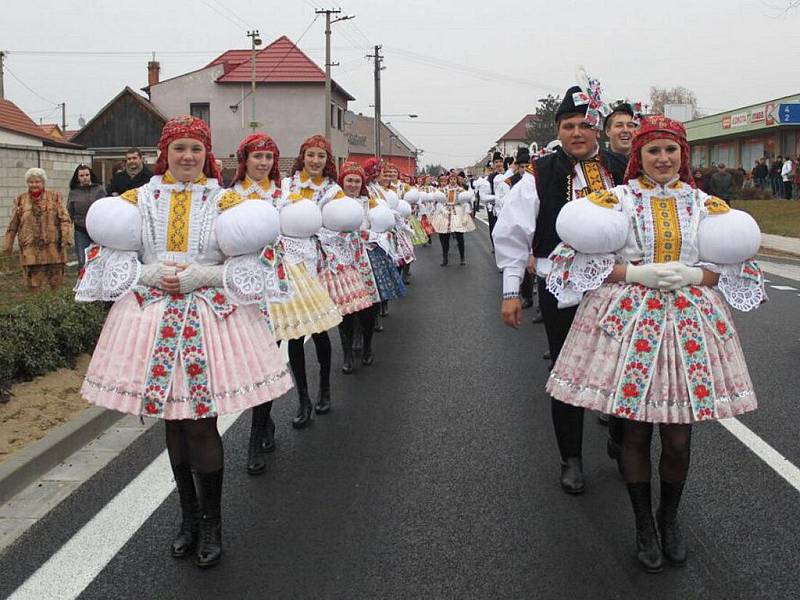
[292,378,313,429]
[362,328,374,366]
[657,480,687,565]
[263,404,276,453]
[246,405,270,475]
[171,463,199,558]
[560,457,585,494]
[626,482,664,573]
[339,322,354,374]
[194,469,223,568]
[315,368,331,414]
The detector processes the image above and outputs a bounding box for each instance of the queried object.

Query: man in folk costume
[604,101,638,157]
[493,78,627,494]
[484,151,504,249]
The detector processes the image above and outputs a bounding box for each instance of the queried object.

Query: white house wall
[148,65,350,169]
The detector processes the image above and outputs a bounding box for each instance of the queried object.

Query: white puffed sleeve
[546,189,628,305]
[280,199,323,238]
[74,197,143,302]
[321,196,363,232]
[696,194,766,311]
[492,174,539,296]
[219,199,288,305]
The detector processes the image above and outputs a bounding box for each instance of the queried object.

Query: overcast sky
[2,0,799,167]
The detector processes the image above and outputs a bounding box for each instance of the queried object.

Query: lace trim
[546,248,614,303]
[83,365,290,405]
[74,248,141,302]
[280,235,319,275]
[717,263,767,312]
[547,375,755,408]
[223,253,291,305]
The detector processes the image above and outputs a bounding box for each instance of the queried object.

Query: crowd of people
[492,81,765,574]
[47,114,478,569]
[692,155,800,200]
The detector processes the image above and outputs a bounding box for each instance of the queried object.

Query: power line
[9,50,224,56]
[207,0,249,29]
[3,64,60,105]
[198,0,248,30]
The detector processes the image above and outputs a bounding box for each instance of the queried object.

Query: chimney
[148,60,160,87]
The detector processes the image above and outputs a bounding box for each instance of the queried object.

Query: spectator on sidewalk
[106,148,152,196]
[67,164,105,268]
[753,158,768,189]
[781,156,794,199]
[693,168,707,192]
[769,156,784,197]
[3,168,72,292]
[793,157,800,200]
[708,163,733,199]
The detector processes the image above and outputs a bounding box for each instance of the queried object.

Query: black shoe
[194,470,223,569]
[521,298,534,309]
[560,457,585,494]
[657,481,687,565]
[374,316,384,333]
[362,346,374,366]
[315,385,331,415]
[532,310,543,324]
[440,256,448,266]
[246,421,267,476]
[380,301,389,317]
[342,349,354,374]
[542,350,551,360]
[292,385,313,429]
[626,482,664,573]
[459,259,466,266]
[171,463,198,558]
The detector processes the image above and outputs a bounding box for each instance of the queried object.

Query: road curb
[0,407,124,505]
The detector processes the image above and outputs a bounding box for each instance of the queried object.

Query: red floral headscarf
[362,157,383,181]
[231,133,281,187]
[153,115,221,181]
[290,134,337,180]
[338,161,368,197]
[623,115,695,187]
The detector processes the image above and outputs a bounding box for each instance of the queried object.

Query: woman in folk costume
[336,161,383,370]
[75,116,294,568]
[545,116,765,573]
[225,133,291,475]
[416,174,436,242]
[403,185,430,246]
[278,135,346,426]
[431,172,476,266]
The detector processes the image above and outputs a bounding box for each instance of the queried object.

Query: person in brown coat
[3,167,73,292]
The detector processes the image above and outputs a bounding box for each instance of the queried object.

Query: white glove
[625,263,680,289]
[138,262,176,288]
[658,261,703,291]
[178,264,225,293]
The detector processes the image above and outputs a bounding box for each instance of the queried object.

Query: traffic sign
[778,104,800,124]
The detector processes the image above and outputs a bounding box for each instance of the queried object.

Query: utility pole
[0,51,5,99]
[60,102,66,132]
[246,30,262,132]
[367,45,384,158]
[316,8,352,140]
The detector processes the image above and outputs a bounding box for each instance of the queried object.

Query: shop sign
[722,115,731,129]
[778,103,800,124]
[750,107,766,123]
[730,112,749,128]
[766,103,777,126]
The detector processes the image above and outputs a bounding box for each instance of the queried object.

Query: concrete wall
[149,66,350,177]
[0,144,94,233]
[0,130,44,147]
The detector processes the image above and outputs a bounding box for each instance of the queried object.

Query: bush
[0,289,109,385]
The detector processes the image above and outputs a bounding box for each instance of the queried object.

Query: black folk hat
[491,151,503,162]
[604,102,635,129]
[555,85,588,122]
[515,146,530,165]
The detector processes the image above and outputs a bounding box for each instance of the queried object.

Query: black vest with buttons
[530,147,627,257]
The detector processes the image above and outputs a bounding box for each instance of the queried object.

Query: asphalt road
[2,223,799,600]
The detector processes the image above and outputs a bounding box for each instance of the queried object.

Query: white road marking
[769,285,797,291]
[719,418,800,494]
[8,343,295,600]
[8,412,241,600]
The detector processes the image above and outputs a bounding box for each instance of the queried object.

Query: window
[337,107,344,131]
[190,103,210,126]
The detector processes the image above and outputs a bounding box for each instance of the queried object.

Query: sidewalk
[761,233,800,258]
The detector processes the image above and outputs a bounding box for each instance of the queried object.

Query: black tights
[621,421,692,483]
[439,232,464,259]
[165,417,223,473]
[288,332,331,389]
[339,305,377,348]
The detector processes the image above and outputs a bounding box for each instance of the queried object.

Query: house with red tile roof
[147,35,354,172]
[346,114,419,175]
[495,114,538,157]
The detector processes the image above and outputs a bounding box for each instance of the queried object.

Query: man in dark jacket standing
[107,148,152,195]
[708,163,733,199]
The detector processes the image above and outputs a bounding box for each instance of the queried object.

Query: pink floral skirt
[318,265,374,316]
[82,292,294,420]
[546,282,757,424]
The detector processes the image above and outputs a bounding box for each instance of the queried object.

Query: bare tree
[649,86,700,118]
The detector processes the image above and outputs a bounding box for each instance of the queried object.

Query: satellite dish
[78,116,86,128]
